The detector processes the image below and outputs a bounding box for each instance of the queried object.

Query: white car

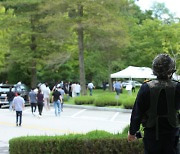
[122,80,142,88]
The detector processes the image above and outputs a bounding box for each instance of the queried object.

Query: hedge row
[74,96,95,105]
[9,130,143,154]
[74,96,135,109]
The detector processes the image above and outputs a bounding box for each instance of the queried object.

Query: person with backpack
[128,54,180,154]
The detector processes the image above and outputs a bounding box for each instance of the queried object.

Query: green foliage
[0,0,179,87]
[121,125,130,135]
[68,89,136,108]
[94,95,121,107]
[74,96,95,105]
[9,130,144,154]
[121,96,135,109]
[85,130,113,138]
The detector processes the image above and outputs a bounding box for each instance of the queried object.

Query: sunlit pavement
[0,105,131,154]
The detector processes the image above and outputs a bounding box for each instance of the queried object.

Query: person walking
[29,88,37,116]
[42,83,51,111]
[87,81,95,96]
[37,89,44,118]
[12,92,25,126]
[52,88,62,116]
[6,87,15,111]
[113,80,122,97]
[58,86,65,111]
[128,54,180,154]
[74,82,81,96]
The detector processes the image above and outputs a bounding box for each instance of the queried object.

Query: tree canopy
[0,0,179,90]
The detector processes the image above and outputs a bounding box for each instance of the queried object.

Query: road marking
[110,112,119,121]
[71,109,87,118]
[0,121,79,134]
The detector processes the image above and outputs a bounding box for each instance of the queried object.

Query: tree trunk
[77,4,86,95]
[108,64,113,91]
[31,60,37,88]
[30,17,37,88]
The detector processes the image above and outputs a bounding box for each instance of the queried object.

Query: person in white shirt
[71,82,76,97]
[12,93,25,126]
[87,82,95,96]
[42,83,51,111]
[74,82,81,96]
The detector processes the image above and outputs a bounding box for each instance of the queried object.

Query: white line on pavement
[110,112,119,121]
[71,109,87,118]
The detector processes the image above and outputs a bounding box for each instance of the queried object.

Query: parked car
[122,80,142,88]
[0,83,29,108]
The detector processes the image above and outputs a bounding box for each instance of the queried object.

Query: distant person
[131,81,136,93]
[58,86,65,111]
[6,87,15,111]
[102,81,107,91]
[128,54,180,154]
[71,82,76,97]
[113,81,122,96]
[37,89,44,118]
[74,82,81,96]
[63,82,69,95]
[12,92,25,126]
[87,81,95,96]
[42,83,51,111]
[52,88,62,116]
[29,88,37,116]
[68,82,72,97]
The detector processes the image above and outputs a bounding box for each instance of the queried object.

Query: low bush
[121,125,130,135]
[9,130,144,154]
[74,96,95,105]
[63,94,69,102]
[121,96,135,109]
[94,96,121,107]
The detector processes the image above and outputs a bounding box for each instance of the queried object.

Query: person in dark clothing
[52,88,62,116]
[68,82,72,97]
[128,54,180,154]
[37,89,44,117]
[29,88,37,115]
[6,87,15,111]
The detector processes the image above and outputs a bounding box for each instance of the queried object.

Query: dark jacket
[129,79,180,139]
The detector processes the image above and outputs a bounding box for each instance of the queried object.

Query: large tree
[0,0,69,87]
[40,0,131,93]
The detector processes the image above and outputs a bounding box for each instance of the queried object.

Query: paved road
[0,106,131,154]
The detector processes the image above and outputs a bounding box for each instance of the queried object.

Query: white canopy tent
[110,66,156,79]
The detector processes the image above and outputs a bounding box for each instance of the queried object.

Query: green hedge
[9,130,144,154]
[121,96,135,109]
[74,96,95,105]
[73,93,136,108]
[94,96,121,107]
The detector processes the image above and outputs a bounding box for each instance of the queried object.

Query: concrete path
[0,105,131,154]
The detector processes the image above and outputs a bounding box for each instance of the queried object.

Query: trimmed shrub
[74,96,95,105]
[94,96,121,107]
[121,125,130,135]
[63,94,69,102]
[121,96,135,109]
[9,131,144,154]
[86,130,113,138]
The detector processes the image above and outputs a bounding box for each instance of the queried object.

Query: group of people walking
[7,82,65,127]
[29,83,65,117]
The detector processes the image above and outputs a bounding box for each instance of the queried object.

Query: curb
[64,104,132,113]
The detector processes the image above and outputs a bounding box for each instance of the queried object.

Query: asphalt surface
[0,105,131,154]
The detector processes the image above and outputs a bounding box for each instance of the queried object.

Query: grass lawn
[65,87,140,108]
